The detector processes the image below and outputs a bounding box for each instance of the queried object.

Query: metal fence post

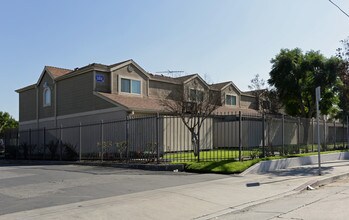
[262,114,265,158]
[79,122,82,162]
[156,113,160,164]
[59,124,62,161]
[126,116,130,162]
[28,128,31,160]
[347,115,349,149]
[297,117,300,151]
[312,118,314,152]
[323,115,328,149]
[100,120,104,162]
[197,116,201,163]
[281,115,285,155]
[16,129,19,159]
[43,127,46,160]
[239,111,242,161]
[343,118,345,149]
[334,120,336,149]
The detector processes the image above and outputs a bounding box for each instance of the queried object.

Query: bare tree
[248,74,268,113]
[248,74,282,114]
[159,85,222,159]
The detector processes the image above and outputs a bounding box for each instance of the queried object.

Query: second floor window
[226,94,236,106]
[121,78,141,94]
[43,87,51,107]
[190,89,204,102]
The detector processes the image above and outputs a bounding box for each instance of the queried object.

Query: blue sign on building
[96,74,105,83]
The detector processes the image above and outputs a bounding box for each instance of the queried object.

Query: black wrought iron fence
[2,113,349,163]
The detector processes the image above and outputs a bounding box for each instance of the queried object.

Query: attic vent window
[43,83,51,107]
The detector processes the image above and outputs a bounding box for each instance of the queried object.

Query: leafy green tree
[0,111,18,133]
[268,48,340,118]
[336,38,349,120]
[268,48,341,148]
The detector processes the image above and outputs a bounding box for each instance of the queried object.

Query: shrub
[45,140,59,160]
[63,143,78,161]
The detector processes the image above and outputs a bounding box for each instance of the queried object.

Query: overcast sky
[1,0,349,120]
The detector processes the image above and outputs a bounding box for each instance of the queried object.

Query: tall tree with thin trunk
[336,37,349,121]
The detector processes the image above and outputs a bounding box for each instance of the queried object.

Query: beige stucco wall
[38,71,55,119]
[241,95,256,109]
[19,88,36,122]
[184,77,209,101]
[221,85,240,108]
[95,71,111,93]
[149,80,181,99]
[56,71,115,116]
[111,64,148,96]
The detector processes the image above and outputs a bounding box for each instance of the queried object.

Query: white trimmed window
[43,87,51,107]
[121,78,141,94]
[225,94,236,106]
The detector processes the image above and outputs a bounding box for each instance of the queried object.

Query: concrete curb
[295,172,349,191]
[241,152,349,175]
[76,161,185,172]
[0,160,184,172]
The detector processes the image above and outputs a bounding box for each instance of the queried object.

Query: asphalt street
[2,160,349,220]
[0,163,227,215]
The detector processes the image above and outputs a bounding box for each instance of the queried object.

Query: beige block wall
[162,116,213,152]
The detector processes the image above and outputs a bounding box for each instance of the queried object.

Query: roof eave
[16,84,36,93]
[110,60,150,79]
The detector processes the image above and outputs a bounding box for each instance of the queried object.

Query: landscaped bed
[181,150,349,174]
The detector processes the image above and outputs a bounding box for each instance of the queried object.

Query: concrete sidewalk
[1,160,349,220]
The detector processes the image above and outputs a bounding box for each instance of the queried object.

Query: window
[121,78,141,94]
[226,95,236,106]
[43,87,51,107]
[190,89,204,102]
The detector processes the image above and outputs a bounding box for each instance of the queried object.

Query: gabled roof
[243,89,267,96]
[210,81,242,95]
[182,74,210,87]
[148,73,197,84]
[109,59,150,79]
[45,66,72,78]
[210,81,231,90]
[36,66,73,86]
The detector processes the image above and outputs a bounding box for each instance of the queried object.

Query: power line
[328,0,349,19]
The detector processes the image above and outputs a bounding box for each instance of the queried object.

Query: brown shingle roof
[98,92,167,112]
[45,66,72,78]
[149,73,197,84]
[210,81,231,90]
